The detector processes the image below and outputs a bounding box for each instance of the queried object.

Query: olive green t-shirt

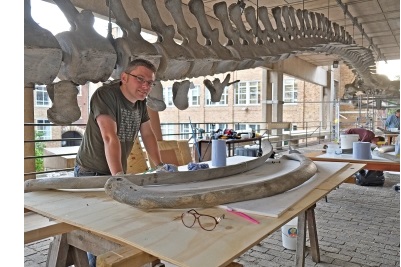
[76,82,150,174]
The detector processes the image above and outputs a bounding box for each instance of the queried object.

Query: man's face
[396,111,400,118]
[121,66,155,101]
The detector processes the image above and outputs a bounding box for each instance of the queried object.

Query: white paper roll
[352,142,372,160]
[212,139,227,167]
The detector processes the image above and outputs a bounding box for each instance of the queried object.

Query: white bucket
[327,143,339,155]
[340,134,359,149]
[281,217,298,250]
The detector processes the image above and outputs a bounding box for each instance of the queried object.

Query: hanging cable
[327,0,330,20]
[107,0,115,46]
[256,0,259,42]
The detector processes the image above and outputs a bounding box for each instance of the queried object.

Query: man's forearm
[104,137,124,175]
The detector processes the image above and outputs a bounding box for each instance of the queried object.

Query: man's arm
[96,114,124,175]
[385,115,393,128]
[140,121,163,166]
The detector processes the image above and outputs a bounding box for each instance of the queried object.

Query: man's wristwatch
[156,162,165,168]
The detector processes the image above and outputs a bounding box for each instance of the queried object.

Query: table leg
[295,205,320,267]
[46,234,70,267]
[295,211,306,267]
[307,206,320,263]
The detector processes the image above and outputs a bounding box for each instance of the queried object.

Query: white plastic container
[327,143,340,155]
[340,134,359,149]
[281,217,298,250]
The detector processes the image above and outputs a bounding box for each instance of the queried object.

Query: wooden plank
[305,151,399,171]
[24,212,77,244]
[97,246,158,267]
[316,163,366,191]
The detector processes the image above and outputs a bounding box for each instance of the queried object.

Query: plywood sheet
[219,161,349,217]
[316,152,392,162]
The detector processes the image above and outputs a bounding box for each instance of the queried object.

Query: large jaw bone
[46,81,81,125]
[165,0,218,78]
[24,142,274,192]
[104,154,318,210]
[107,0,161,79]
[24,0,62,86]
[188,0,239,74]
[142,0,193,81]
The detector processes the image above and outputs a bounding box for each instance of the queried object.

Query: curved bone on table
[24,141,274,192]
[104,154,318,210]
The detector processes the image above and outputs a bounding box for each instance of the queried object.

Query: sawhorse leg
[295,204,320,267]
[46,230,160,267]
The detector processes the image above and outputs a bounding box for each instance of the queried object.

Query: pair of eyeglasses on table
[181,209,225,231]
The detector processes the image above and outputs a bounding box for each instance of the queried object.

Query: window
[163,86,174,107]
[36,119,51,140]
[205,87,228,106]
[161,124,175,140]
[283,78,298,103]
[235,124,260,133]
[234,81,260,105]
[35,85,51,107]
[180,124,192,140]
[189,85,200,106]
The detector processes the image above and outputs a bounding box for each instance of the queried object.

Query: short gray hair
[124,58,157,73]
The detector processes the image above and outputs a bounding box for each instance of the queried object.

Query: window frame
[234,81,261,105]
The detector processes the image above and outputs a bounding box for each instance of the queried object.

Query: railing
[24,120,386,178]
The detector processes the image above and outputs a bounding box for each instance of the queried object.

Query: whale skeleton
[24,0,398,124]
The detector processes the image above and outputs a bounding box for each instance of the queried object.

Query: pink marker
[226,207,260,224]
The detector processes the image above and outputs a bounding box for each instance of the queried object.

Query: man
[74,58,164,267]
[385,109,400,130]
[344,128,384,144]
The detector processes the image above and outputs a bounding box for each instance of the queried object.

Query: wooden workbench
[25,162,364,267]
